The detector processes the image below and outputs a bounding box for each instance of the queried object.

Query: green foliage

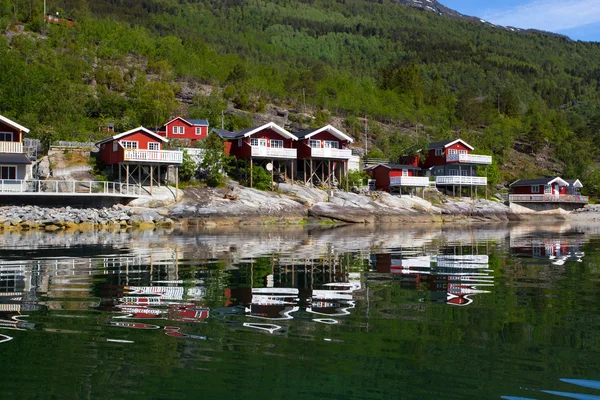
[199,133,232,187]
[178,150,197,183]
[348,170,368,188]
[251,166,272,191]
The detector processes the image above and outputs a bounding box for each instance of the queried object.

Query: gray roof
[367,164,421,171]
[0,153,31,165]
[188,119,209,126]
[294,129,318,140]
[211,128,237,139]
[510,178,557,187]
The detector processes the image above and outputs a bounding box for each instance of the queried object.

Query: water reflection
[503,378,600,400]
[0,223,599,399]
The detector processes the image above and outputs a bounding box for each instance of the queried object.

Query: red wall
[512,183,564,195]
[0,121,24,142]
[229,128,295,159]
[422,142,471,168]
[158,118,208,143]
[98,129,164,165]
[368,166,413,192]
[296,131,349,159]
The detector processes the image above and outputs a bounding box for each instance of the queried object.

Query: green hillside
[2,0,600,191]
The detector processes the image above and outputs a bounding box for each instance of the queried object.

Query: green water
[0,223,599,400]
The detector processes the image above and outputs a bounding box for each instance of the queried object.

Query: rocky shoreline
[0,183,591,231]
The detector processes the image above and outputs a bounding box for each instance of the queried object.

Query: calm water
[1,223,600,399]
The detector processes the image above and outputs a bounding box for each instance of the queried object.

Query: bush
[348,170,369,188]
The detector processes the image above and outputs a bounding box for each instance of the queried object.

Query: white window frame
[459,149,468,155]
[544,185,552,194]
[0,132,13,142]
[172,126,184,134]
[461,170,468,176]
[448,149,458,155]
[450,169,459,176]
[120,140,138,149]
[402,169,408,177]
[270,139,284,149]
[531,185,540,193]
[435,148,443,157]
[324,140,339,149]
[309,139,321,148]
[148,142,160,151]
[195,127,201,135]
[0,165,16,180]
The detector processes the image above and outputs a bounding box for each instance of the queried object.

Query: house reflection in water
[369,251,494,306]
[225,256,362,322]
[510,235,584,265]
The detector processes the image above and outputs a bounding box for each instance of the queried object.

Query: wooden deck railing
[0,142,23,153]
[435,176,487,186]
[446,153,492,165]
[0,180,141,196]
[124,149,183,163]
[390,176,430,187]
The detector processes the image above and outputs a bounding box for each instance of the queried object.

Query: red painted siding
[296,131,349,159]
[228,128,294,159]
[157,118,209,144]
[0,121,24,142]
[421,142,471,168]
[368,166,414,192]
[512,182,565,195]
[98,129,163,165]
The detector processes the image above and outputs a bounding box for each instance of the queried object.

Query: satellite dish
[266,163,273,171]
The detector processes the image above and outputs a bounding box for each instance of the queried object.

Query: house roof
[510,177,569,187]
[95,126,169,145]
[566,179,583,188]
[0,153,31,165]
[364,163,421,171]
[219,122,297,140]
[164,117,209,126]
[294,125,354,143]
[211,128,237,139]
[428,139,474,151]
[0,115,30,134]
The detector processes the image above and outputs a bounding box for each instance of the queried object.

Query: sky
[441,0,600,42]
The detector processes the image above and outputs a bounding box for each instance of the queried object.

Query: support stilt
[175,167,179,200]
[250,158,253,188]
[291,160,294,185]
[345,161,349,192]
[126,164,129,187]
[303,160,307,184]
[150,165,153,194]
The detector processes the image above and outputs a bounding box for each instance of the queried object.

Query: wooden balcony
[310,148,352,159]
[123,149,183,164]
[0,142,23,153]
[509,194,589,204]
[446,153,492,165]
[435,176,487,186]
[251,146,297,159]
[390,176,430,187]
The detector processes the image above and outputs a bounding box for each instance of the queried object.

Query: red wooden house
[0,114,32,181]
[422,139,492,196]
[157,117,209,145]
[214,122,297,186]
[293,125,354,189]
[365,164,427,194]
[96,126,183,192]
[509,177,587,204]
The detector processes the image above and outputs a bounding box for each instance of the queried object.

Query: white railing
[390,176,430,187]
[124,149,183,163]
[0,180,141,196]
[310,148,352,159]
[509,194,589,203]
[435,176,488,186]
[446,153,492,165]
[251,146,297,159]
[0,142,23,153]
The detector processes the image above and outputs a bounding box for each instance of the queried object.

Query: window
[309,140,321,148]
[172,126,184,134]
[0,132,13,142]
[461,170,468,176]
[113,141,118,152]
[435,148,443,156]
[270,139,284,148]
[324,141,339,149]
[459,150,468,155]
[450,169,459,176]
[148,142,160,151]
[544,185,552,194]
[120,141,138,149]
[402,169,408,177]
[0,166,16,180]
[195,127,201,135]
[238,139,242,147]
[251,138,267,147]
[448,149,458,155]
[531,185,540,193]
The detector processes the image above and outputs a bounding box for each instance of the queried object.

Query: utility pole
[221,110,224,130]
[43,0,46,22]
[364,115,368,157]
[302,88,306,114]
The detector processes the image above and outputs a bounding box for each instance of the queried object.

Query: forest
[2,0,600,191]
